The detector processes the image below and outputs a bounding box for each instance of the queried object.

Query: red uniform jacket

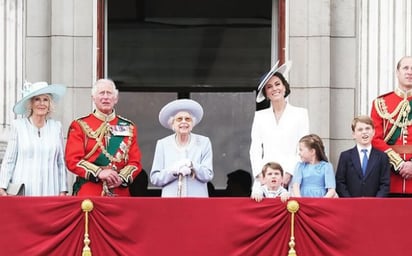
[65,110,142,196]
[371,88,412,194]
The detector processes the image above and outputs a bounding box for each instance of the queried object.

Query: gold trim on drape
[287,200,299,256]
[81,199,94,256]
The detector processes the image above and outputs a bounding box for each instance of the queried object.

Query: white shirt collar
[357,144,372,155]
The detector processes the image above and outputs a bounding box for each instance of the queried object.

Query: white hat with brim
[159,99,204,129]
[13,81,66,115]
[256,60,292,103]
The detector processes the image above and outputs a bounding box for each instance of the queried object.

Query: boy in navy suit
[336,116,390,197]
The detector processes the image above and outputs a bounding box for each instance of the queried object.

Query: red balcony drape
[1,197,410,255]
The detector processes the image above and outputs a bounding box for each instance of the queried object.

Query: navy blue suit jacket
[335,146,390,197]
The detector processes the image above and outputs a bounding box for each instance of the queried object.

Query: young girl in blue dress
[292,134,336,198]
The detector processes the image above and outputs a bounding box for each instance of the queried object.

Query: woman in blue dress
[292,134,336,198]
[150,99,213,197]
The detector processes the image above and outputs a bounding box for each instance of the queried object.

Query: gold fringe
[81,199,94,256]
[287,200,300,256]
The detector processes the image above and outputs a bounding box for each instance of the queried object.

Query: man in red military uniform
[371,56,412,196]
[65,79,142,196]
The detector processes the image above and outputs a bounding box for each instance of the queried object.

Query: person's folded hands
[168,159,191,176]
[178,165,192,176]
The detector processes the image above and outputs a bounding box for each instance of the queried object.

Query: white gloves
[168,159,193,176]
[178,165,192,176]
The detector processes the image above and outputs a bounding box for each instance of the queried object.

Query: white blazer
[249,102,309,179]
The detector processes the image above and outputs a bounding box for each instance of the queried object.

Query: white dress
[249,103,309,192]
[0,118,68,195]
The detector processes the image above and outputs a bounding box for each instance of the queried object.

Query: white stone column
[0,0,24,143]
[359,0,412,115]
[25,0,96,130]
[287,0,332,154]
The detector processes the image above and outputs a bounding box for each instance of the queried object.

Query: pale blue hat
[159,99,204,129]
[13,81,66,114]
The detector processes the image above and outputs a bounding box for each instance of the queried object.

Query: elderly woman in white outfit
[150,99,213,197]
[250,61,309,195]
[0,81,68,196]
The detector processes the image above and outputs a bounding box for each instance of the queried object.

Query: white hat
[159,99,204,129]
[13,81,66,114]
[256,60,292,103]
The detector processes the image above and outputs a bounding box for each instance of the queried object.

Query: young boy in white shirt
[251,162,289,202]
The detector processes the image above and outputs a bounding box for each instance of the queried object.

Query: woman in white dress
[150,99,213,197]
[250,61,309,195]
[0,81,68,196]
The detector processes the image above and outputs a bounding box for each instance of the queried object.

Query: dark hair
[261,162,284,177]
[262,72,291,99]
[299,134,328,162]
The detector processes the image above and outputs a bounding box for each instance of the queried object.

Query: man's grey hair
[91,78,119,97]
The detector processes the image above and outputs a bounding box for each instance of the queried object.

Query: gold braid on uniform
[385,149,404,171]
[119,166,138,183]
[76,119,134,164]
[375,95,411,170]
[77,160,102,179]
[374,97,411,141]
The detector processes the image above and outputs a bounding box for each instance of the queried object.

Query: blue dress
[150,133,214,197]
[292,161,335,197]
